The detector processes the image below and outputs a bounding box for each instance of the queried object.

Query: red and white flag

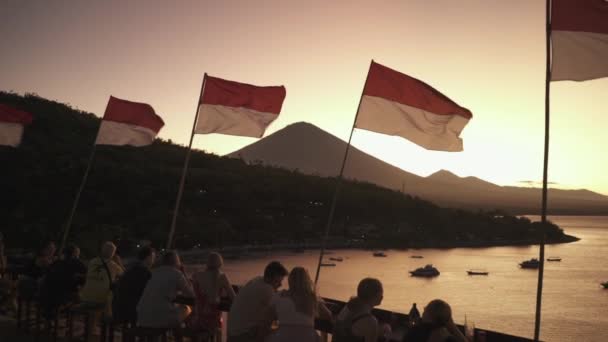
[551,0,608,81]
[195,75,286,138]
[355,61,472,152]
[0,104,33,147]
[96,96,165,146]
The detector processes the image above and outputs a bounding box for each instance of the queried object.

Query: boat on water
[320,263,336,267]
[411,255,424,259]
[410,264,440,277]
[373,251,387,257]
[547,256,562,262]
[467,269,489,276]
[329,257,343,262]
[519,258,540,269]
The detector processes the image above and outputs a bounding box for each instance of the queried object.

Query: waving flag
[0,104,33,147]
[355,61,472,152]
[195,75,286,138]
[96,96,165,146]
[551,0,608,81]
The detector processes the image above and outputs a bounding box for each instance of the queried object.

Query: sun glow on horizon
[1,0,607,194]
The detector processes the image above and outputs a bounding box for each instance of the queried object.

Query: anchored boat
[519,258,540,269]
[410,264,440,277]
[467,269,489,276]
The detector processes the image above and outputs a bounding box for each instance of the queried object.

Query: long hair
[287,267,317,316]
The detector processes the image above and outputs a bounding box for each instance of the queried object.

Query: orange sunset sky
[1,0,607,194]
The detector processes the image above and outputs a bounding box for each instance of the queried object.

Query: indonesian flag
[195,74,286,138]
[355,61,472,152]
[0,104,33,147]
[95,96,165,146]
[551,0,608,81]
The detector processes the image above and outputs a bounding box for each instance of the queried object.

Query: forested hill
[0,92,575,256]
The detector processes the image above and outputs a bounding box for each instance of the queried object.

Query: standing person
[188,252,236,340]
[263,267,332,342]
[80,241,124,310]
[137,250,194,328]
[39,245,87,317]
[79,241,124,341]
[227,261,288,342]
[403,299,468,342]
[112,246,156,324]
[333,278,385,342]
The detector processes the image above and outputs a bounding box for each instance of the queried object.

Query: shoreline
[179,234,580,259]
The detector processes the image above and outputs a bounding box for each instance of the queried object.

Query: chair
[172,326,212,342]
[122,326,169,342]
[65,302,105,341]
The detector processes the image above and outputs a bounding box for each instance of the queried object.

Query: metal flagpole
[59,144,98,253]
[534,0,552,340]
[314,60,373,286]
[166,73,207,249]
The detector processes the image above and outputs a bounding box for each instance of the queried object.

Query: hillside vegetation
[0,92,575,256]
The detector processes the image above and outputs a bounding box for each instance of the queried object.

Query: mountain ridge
[230,122,608,215]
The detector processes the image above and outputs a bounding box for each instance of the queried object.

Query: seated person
[112,246,156,324]
[403,299,468,342]
[188,252,236,338]
[227,261,288,342]
[39,245,87,316]
[263,267,332,342]
[137,250,194,328]
[23,241,57,281]
[333,278,385,342]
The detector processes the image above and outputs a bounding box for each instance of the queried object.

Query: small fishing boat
[373,251,387,257]
[547,256,562,262]
[411,255,424,259]
[520,258,540,269]
[320,263,336,267]
[410,264,440,277]
[329,257,343,262]
[467,269,489,276]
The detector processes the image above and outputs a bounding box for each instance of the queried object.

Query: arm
[257,303,278,341]
[220,273,236,300]
[445,318,469,342]
[176,271,195,298]
[317,300,333,322]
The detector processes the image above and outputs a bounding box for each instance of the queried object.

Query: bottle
[408,303,421,327]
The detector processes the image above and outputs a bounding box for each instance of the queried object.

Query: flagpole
[59,144,97,253]
[314,60,373,286]
[534,0,551,340]
[166,74,207,249]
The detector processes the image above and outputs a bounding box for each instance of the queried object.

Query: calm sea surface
[189,216,608,342]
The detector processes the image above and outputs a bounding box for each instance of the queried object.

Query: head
[62,245,80,259]
[40,241,56,257]
[100,241,117,260]
[357,277,384,307]
[206,252,224,272]
[287,267,316,316]
[263,261,289,290]
[137,246,156,268]
[422,299,452,327]
[162,250,182,269]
